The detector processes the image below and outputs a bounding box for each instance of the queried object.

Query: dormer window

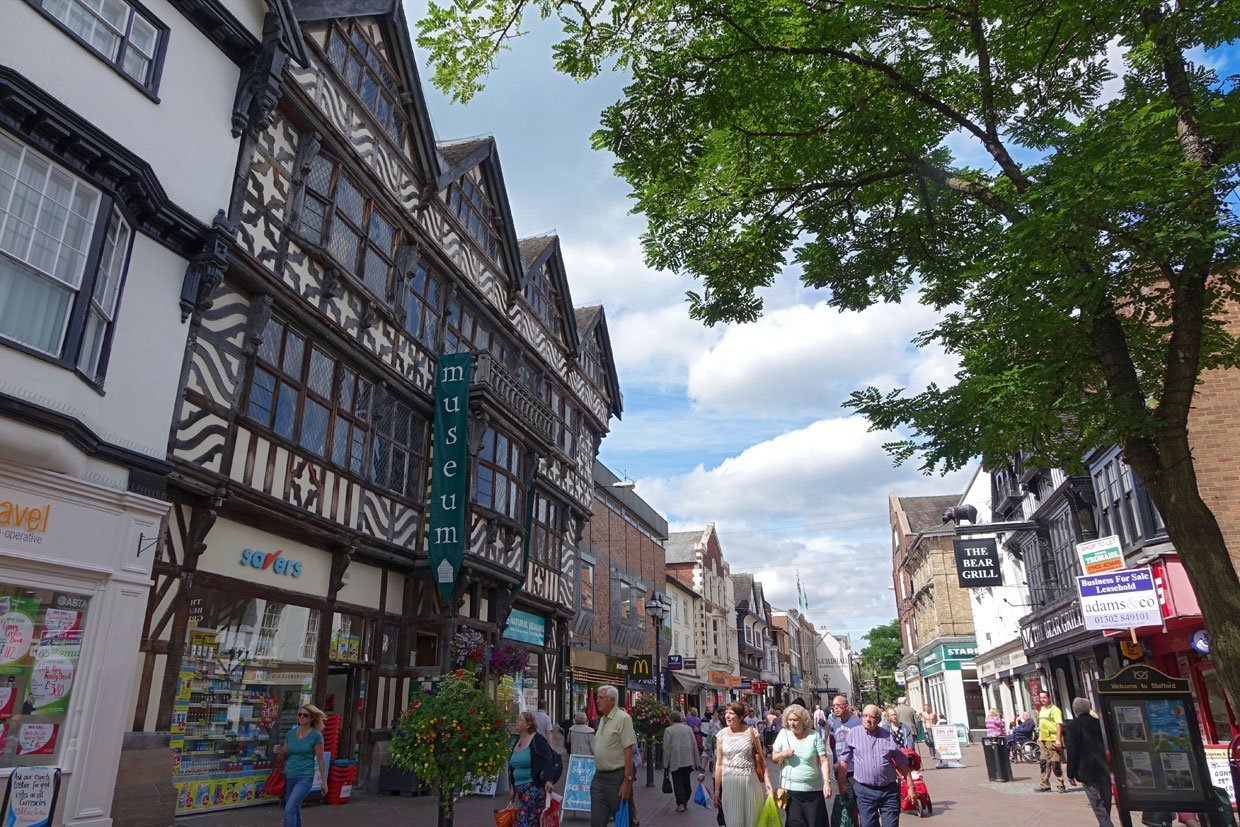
[524,262,558,332]
[447,177,500,260]
[324,21,405,146]
[580,328,606,390]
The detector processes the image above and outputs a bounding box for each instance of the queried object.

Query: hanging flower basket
[487,640,530,676]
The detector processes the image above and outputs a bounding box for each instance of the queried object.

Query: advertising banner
[1077,568,1160,630]
[1076,535,1125,576]
[563,755,596,812]
[952,538,1003,587]
[502,610,546,646]
[427,353,472,601]
[931,725,962,760]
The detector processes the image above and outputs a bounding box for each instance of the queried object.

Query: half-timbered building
[1,0,309,822]
[129,0,620,815]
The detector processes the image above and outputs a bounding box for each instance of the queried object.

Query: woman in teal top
[277,704,328,827]
[506,711,557,827]
[771,704,832,827]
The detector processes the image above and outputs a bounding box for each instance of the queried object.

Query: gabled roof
[574,304,623,419]
[665,530,702,564]
[731,572,755,606]
[518,234,580,354]
[291,0,441,184]
[435,136,524,289]
[896,494,961,535]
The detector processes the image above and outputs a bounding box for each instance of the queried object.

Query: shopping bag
[756,794,781,827]
[263,756,286,797]
[693,781,711,808]
[541,793,563,827]
[662,768,673,794]
[494,807,517,827]
[831,793,857,827]
[615,799,631,827]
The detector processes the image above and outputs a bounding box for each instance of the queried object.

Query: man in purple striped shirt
[836,705,917,827]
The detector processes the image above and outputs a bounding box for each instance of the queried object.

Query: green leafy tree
[390,669,512,826]
[418,1,1240,703]
[859,620,902,707]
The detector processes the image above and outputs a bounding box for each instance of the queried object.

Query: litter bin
[982,736,1013,782]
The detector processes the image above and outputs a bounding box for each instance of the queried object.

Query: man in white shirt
[533,699,555,743]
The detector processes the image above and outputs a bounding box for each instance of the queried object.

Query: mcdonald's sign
[629,655,653,678]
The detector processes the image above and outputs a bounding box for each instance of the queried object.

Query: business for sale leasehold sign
[1077,567,1160,630]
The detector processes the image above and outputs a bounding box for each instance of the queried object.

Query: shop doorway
[323,665,367,761]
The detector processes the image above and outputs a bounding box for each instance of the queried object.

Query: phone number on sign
[1091,612,1153,625]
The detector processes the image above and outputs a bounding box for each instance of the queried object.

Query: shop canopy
[672,672,706,692]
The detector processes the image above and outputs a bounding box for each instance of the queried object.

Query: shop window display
[171,590,318,815]
[0,584,91,768]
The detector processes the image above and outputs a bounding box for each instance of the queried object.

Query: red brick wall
[1187,302,1240,567]
[581,492,667,656]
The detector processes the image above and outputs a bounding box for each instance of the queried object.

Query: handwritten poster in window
[0,598,40,673]
[23,641,80,715]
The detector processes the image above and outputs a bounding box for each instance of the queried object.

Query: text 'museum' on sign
[1077,567,1161,631]
[1076,534,1125,576]
[428,353,472,601]
[952,538,1003,588]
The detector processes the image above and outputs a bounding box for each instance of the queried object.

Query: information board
[562,754,596,812]
[1,766,60,827]
[931,725,961,761]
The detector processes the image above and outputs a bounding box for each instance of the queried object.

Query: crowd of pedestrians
[493,686,1128,827]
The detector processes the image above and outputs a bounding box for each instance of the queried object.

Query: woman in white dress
[714,700,771,826]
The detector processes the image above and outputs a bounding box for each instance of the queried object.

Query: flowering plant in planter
[450,627,489,669]
[390,669,511,825]
[631,695,671,737]
[487,641,529,676]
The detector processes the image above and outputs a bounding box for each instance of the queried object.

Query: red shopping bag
[541,792,563,827]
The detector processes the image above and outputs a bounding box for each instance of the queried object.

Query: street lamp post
[645,593,669,787]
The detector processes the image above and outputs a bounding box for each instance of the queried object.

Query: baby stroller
[899,748,933,817]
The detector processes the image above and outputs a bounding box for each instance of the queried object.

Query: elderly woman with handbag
[507,711,557,827]
[663,710,699,811]
[715,701,772,825]
[771,704,832,827]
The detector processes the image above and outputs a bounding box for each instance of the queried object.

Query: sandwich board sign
[2,766,60,827]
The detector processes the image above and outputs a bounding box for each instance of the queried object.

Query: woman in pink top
[985,708,1006,737]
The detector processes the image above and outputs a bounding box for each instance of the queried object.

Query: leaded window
[473,426,522,520]
[0,132,132,383]
[32,0,164,89]
[580,327,607,390]
[402,262,442,346]
[531,494,563,565]
[546,387,578,456]
[446,177,500,259]
[323,21,405,145]
[524,263,557,331]
[247,317,372,471]
[301,155,398,299]
[370,392,426,499]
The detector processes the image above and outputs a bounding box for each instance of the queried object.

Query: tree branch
[915,161,1019,221]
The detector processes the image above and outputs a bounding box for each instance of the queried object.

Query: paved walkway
[173,745,1111,826]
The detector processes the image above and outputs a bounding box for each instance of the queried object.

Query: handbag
[748,727,767,784]
[662,767,673,794]
[494,807,517,827]
[263,754,286,797]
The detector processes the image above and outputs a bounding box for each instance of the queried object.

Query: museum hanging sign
[427,353,472,601]
[952,538,1002,587]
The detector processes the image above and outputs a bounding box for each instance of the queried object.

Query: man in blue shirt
[830,695,864,803]
[837,705,918,827]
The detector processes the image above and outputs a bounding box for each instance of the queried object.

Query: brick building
[569,461,668,712]
[666,523,740,711]
[890,493,983,728]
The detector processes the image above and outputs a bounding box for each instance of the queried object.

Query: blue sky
[406,11,1238,643]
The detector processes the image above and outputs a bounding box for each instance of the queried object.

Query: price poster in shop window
[15,724,56,756]
[23,638,81,715]
[0,675,17,716]
[0,598,40,673]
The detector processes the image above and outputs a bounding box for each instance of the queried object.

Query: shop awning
[672,672,705,692]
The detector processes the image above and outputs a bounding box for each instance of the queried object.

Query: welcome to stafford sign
[428,354,472,600]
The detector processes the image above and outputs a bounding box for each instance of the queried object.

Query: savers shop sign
[239,547,302,578]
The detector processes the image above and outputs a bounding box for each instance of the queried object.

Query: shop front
[568,650,626,721]
[498,607,551,721]
[1021,595,1117,715]
[918,642,982,729]
[0,463,167,826]
[976,641,1033,722]
[166,518,397,817]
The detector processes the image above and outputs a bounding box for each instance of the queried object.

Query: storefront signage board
[427,353,472,601]
[563,755,595,812]
[1203,745,1234,807]
[1077,568,1160,631]
[666,655,683,671]
[502,609,545,646]
[1076,534,1125,576]
[1190,630,1209,655]
[628,655,653,680]
[1097,665,1214,825]
[707,670,741,688]
[952,538,1003,587]
[1,766,60,827]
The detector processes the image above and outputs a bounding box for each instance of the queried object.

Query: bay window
[301,155,398,300]
[473,426,523,520]
[0,132,132,383]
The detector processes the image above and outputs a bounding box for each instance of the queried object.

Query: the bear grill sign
[952,538,1002,588]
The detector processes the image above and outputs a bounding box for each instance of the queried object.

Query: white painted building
[665,575,703,707]
[0,0,304,822]
[816,630,854,706]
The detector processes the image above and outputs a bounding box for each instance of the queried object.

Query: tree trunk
[1127,434,1240,711]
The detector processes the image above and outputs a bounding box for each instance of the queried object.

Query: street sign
[1076,534,1125,576]
[667,655,683,671]
[1077,568,1160,630]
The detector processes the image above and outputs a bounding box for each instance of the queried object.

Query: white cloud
[686,299,949,417]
